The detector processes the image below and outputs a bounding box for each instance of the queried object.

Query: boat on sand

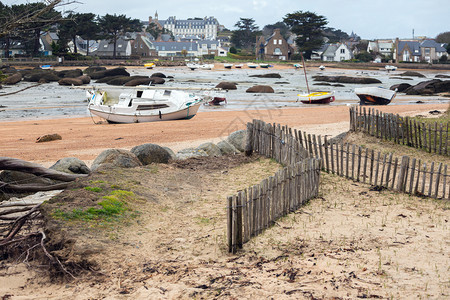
[87,88,203,123]
[297,91,335,104]
[354,87,396,105]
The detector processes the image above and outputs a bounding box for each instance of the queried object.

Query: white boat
[385,65,397,71]
[87,89,203,123]
[199,63,214,70]
[297,91,335,104]
[235,64,243,68]
[187,63,199,70]
[319,65,325,70]
[247,63,258,68]
[354,87,396,105]
[259,63,269,68]
[224,63,233,69]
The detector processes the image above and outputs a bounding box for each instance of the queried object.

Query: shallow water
[0,66,448,122]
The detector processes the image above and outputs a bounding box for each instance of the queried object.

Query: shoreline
[0,103,447,167]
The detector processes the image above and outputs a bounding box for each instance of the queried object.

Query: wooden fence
[227,120,321,253]
[227,119,449,253]
[349,106,449,155]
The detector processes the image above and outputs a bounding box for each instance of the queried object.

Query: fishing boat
[40,65,53,70]
[259,63,269,68]
[354,87,396,105]
[187,63,199,70]
[297,91,335,104]
[293,63,302,69]
[319,65,326,70]
[144,62,155,69]
[199,63,214,70]
[247,63,258,68]
[87,88,203,123]
[235,64,243,68]
[297,53,334,104]
[224,63,233,69]
[384,65,397,71]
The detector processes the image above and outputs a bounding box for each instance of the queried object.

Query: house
[256,29,292,61]
[419,40,448,62]
[131,34,157,57]
[152,41,198,57]
[321,43,353,61]
[151,12,220,40]
[367,40,394,59]
[395,39,421,62]
[93,38,132,57]
[311,43,329,60]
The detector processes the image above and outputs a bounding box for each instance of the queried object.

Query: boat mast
[300,52,310,94]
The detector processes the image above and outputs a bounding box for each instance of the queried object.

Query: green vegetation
[84,186,103,192]
[52,190,136,223]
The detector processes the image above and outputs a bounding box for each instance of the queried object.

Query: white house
[321,43,353,61]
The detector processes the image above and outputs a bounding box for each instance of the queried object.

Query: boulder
[106,76,136,86]
[246,85,274,93]
[95,75,124,84]
[49,157,90,175]
[57,69,83,78]
[175,148,208,160]
[217,140,238,155]
[90,67,130,79]
[77,75,91,84]
[124,77,152,86]
[36,133,62,143]
[91,149,142,171]
[398,71,425,78]
[151,72,166,78]
[227,130,246,152]
[130,143,171,165]
[249,73,281,78]
[83,66,106,75]
[58,77,84,86]
[404,79,449,95]
[0,66,17,74]
[4,73,22,85]
[196,142,222,157]
[435,74,450,79]
[23,70,60,82]
[312,75,381,84]
[162,147,176,160]
[215,82,237,90]
[149,77,165,84]
[390,83,412,92]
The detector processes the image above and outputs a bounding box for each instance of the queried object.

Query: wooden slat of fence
[330,142,335,174]
[237,193,243,249]
[340,142,344,177]
[428,124,432,153]
[374,152,381,186]
[391,157,398,190]
[428,162,435,197]
[253,185,259,237]
[241,190,249,243]
[385,153,393,188]
[231,195,238,253]
[434,123,438,154]
[318,136,324,167]
[434,163,443,199]
[247,187,253,238]
[439,124,443,155]
[409,158,416,194]
[442,165,448,199]
[421,163,427,196]
[227,196,233,253]
[357,146,362,182]
[380,154,387,187]
[352,144,356,180]
[369,150,375,185]
[346,143,350,178]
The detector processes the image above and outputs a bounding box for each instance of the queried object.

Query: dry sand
[0,104,448,167]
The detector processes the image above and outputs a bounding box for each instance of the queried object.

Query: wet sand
[0,103,447,167]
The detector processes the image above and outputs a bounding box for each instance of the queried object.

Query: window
[279,40,282,45]
[118,44,122,48]
[274,40,277,45]
[340,49,345,54]
[274,48,282,55]
[162,46,165,50]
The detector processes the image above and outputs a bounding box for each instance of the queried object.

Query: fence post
[396,156,410,192]
[227,196,233,253]
[245,122,254,156]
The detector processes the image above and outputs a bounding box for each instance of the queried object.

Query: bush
[439,55,448,63]
[229,46,237,54]
[202,54,215,60]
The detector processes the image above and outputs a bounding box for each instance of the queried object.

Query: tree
[231,18,260,50]
[77,13,99,56]
[436,32,450,53]
[323,27,349,43]
[97,14,142,59]
[146,22,170,40]
[58,12,99,55]
[283,11,328,59]
[262,22,289,40]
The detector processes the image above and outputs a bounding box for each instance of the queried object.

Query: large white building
[149,12,219,40]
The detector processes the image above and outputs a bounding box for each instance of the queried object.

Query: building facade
[256,29,292,61]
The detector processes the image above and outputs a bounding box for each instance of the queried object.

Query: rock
[332,84,345,87]
[83,66,106,75]
[106,76,136,86]
[326,131,348,145]
[0,66,17,74]
[227,130,246,152]
[390,83,412,92]
[313,82,331,86]
[95,75,124,84]
[77,75,91,84]
[91,149,142,171]
[36,133,62,143]
[49,157,90,174]
[58,78,83,86]
[130,143,171,165]
[312,75,381,84]
[90,67,130,79]
[429,110,441,115]
[23,70,60,82]
[162,147,176,160]
[433,80,450,93]
[436,74,450,79]
[398,71,425,78]
[217,140,238,155]
[215,82,237,90]
[124,77,152,86]
[57,69,83,78]
[149,77,165,84]
[151,72,167,78]
[4,73,22,85]
[246,85,274,93]
[175,148,208,160]
[404,79,450,95]
[275,82,290,84]
[196,142,222,157]
[249,73,282,78]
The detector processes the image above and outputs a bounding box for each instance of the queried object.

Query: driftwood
[0,157,86,182]
[0,181,71,193]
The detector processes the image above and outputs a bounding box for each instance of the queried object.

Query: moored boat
[144,62,155,69]
[354,87,396,105]
[235,64,243,68]
[297,91,335,104]
[224,63,233,69]
[259,63,269,68]
[87,89,203,123]
[247,63,258,68]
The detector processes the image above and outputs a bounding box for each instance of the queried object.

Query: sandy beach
[0,103,448,167]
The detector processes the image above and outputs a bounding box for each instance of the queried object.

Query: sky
[4,0,449,39]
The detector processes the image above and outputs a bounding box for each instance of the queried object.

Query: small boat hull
[355,87,396,105]
[89,102,201,123]
[298,92,335,104]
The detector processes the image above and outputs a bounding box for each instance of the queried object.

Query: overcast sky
[4,0,449,39]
